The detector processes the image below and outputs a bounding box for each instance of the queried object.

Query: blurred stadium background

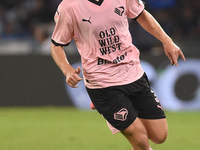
[0,0,200,150]
[0,0,200,111]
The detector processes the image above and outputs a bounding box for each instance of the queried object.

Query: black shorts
[86,73,166,131]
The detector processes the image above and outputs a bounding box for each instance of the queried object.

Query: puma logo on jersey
[82,17,92,24]
[114,6,124,16]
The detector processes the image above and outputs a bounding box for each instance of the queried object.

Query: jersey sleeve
[51,4,74,46]
[126,0,145,19]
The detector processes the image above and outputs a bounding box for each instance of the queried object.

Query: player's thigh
[140,118,168,144]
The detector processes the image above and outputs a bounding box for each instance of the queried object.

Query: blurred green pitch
[0,107,199,150]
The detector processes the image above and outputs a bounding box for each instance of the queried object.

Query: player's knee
[152,130,168,144]
[148,123,168,144]
[124,132,149,150]
[135,134,150,149]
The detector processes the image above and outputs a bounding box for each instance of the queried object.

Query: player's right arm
[50,43,82,88]
[51,3,82,88]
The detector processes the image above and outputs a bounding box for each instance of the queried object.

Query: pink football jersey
[51,0,145,89]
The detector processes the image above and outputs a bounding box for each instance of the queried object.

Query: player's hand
[163,39,186,66]
[66,66,82,88]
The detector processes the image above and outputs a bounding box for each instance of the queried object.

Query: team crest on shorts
[114,108,128,121]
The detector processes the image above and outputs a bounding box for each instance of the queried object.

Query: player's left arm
[137,10,186,66]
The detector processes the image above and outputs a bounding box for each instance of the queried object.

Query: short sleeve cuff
[132,10,144,21]
[51,39,70,46]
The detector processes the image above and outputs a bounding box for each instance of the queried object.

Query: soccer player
[50,0,185,150]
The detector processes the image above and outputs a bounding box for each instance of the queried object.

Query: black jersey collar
[88,0,104,6]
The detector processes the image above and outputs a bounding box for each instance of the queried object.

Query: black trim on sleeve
[132,10,144,21]
[51,39,70,47]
